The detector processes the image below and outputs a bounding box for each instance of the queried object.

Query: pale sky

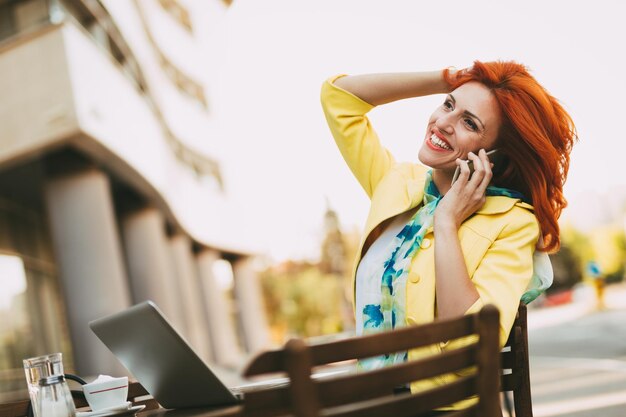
[196,0,626,261]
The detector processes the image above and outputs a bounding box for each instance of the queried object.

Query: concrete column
[44,169,130,376]
[122,208,185,331]
[232,257,270,353]
[168,234,212,361]
[195,249,241,366]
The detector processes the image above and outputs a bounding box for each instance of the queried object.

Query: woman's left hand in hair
[435,149,493,229]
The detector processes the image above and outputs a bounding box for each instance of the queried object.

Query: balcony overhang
[0,23,257,257]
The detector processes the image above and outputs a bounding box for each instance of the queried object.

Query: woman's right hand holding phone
[434,149,494,230]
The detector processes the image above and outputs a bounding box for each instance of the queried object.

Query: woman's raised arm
[333,71,451,106]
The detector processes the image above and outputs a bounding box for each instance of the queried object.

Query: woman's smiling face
[418,81,502,172]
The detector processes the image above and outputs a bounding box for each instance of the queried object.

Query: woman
[320,61,576,405]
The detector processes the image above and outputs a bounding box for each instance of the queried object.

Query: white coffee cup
[83,375,129,411]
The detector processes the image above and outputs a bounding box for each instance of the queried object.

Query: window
[0,201,72,402]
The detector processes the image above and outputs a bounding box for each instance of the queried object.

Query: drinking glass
[37,375,76,417]
[23,353,64,417]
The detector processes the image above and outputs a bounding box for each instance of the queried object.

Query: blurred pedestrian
[587,261,606,309]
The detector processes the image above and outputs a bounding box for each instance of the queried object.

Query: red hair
[444,61,577,253]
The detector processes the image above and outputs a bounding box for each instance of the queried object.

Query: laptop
[89,301,289,409]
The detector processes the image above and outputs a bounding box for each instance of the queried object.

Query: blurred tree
[259,204,361,343]
[548,244,583,293]
[559,220,626,286]
[260,263,343,343]
[560,222,593,267]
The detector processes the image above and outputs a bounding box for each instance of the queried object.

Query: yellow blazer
[321,75,539,400]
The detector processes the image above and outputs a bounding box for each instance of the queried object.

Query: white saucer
[76,405,145,417]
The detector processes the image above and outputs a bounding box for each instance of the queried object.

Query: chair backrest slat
[244,305,503,417]
[242,344,480,417]
[317,344,477,407]
[244,315,475,377]
[311,315,475,365]
[324,375,477,417]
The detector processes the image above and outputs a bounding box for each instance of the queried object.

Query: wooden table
[139,405,243,417]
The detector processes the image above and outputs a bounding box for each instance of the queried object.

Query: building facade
[0,0,268,401]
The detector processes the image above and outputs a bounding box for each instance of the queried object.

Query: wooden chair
[0,381,159,417]
[500,303,533,417]
[243,305,503,417]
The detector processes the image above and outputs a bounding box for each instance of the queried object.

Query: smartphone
[451,149,498,185]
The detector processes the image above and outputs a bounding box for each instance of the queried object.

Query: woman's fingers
[463,152,485,206]
[466,150,493,185]
[466,151,485,185]
[440,150,493,225]
[454,158,471,186]
[455,150,490,206]
[452,149,493,193]
[477,149,493,190]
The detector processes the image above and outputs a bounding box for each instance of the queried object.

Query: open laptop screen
[89,301,239,409]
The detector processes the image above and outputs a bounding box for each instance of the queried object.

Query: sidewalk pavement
[527,283,626,417]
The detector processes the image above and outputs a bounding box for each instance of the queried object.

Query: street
[527,284,626,417]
